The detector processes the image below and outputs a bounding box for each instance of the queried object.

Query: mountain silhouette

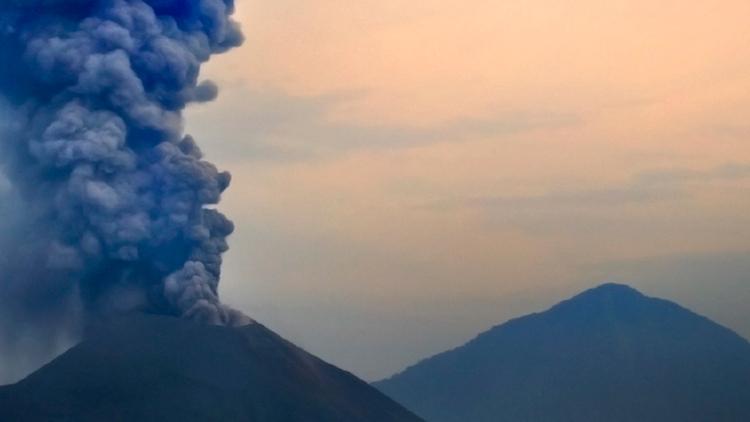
[375,283,750,422]
[0,314,422,422]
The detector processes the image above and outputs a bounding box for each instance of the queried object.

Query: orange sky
[187,0,750,380]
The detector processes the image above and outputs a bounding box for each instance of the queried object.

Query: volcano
[375,284,750,422]
[0,314,422,422]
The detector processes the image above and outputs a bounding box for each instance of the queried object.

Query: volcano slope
[0,314,423,422]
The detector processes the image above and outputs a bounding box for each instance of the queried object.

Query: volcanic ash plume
[0,0,251,331]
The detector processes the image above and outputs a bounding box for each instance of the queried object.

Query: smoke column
[0,0,250,359]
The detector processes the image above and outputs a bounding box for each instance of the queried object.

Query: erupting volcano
[0,0,254,384]
[0,0,248,327]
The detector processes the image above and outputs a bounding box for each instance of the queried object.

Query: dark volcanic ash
[0,0,250,341]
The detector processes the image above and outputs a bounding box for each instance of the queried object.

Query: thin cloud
[189,88,580,163]
[427,162,750,213]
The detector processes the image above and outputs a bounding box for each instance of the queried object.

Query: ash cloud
[0,0,250,373]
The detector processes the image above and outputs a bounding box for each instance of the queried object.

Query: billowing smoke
[0,0,250,355]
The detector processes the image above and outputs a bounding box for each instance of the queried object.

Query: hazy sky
[186,0,750,380]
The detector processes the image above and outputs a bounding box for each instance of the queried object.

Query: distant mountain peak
[376,284,750,422]
[579,282,643,297]
[559,282,646,305]
[545,283,662,320]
